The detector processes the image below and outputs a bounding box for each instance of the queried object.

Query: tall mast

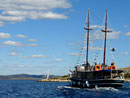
[102,9,111,65]
[86,9,90,65]
[84,9,92,69]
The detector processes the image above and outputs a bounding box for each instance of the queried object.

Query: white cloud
[0,44,6,47]
[125,32,130,36]
[28,39,37,42]
[119,52,129,55]
[8,52,19,56]
[0,21,4,26]
[3,11,67,19]
[69,53,82,56]
[8,50,23,57]
[8,50,48,59]
[0,0,71,11]
[55,58,63,62]
[0,0,71,25]
[3,40,23,47]
[90,46,103,51]
[26,44,39,47]
[29,54,48,58]
[10,49,23,53]
[9,49,22,57]
[30,12,67,19]
[15,64,25,68]
[2,40,39,47]
[16,34,27,38]
[91,30,121,40]
[123,25,130,28]
[108,31,120,39]
[90,25,104,29]
[81,46,103,51]
[0,32,11,39]
[0,15,25,22]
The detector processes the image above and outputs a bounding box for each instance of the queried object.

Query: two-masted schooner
[70,9,124,88]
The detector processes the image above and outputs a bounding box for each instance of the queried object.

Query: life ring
[95,65,101,71]
[110,65,116,70]
[107,66,110,70]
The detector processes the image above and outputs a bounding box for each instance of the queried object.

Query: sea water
[0,80,130,98]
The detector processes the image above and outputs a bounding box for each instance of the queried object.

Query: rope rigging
[76,32,87,66]
[75,9,115,66]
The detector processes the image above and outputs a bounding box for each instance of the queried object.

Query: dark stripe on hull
[70,78,124,88]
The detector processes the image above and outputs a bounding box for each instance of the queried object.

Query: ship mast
[84,9,92,69]
[102,9,111,65]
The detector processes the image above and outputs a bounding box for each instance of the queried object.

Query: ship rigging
[70,9,125,88]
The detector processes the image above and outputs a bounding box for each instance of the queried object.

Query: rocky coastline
[37,79,70,82]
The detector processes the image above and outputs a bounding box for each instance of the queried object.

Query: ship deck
[70,70,124,88]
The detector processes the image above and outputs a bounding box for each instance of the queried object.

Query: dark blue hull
[70,78,124,88]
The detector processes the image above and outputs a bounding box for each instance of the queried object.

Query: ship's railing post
[111,70,112,79]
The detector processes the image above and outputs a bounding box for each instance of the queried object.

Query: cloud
[0,44,6,47]
[123,25,130,28]
[90,46,103,51]
[29,54,48,58]
[44,58,63,64]
[3,11,67,19]
[8,52,19,56]
[28,39,37,42]
[3,40,23,47]
[91,30,121,40]
[81,46,103,51]
[0,0,71,11]
[0,32,11,39]
[90,25,104,29]
[26,44,39,47]
[125,32,130,36]
[0,15,25,22]
[119,52,129,55]
[8,50,22,57]
[9,49,23,57]
[69,53,82,56]
[28,11,67,19]
[10,49,23,52]
[0,21,4,26]
[16,34,27,38]
[2,40,39,47]
[0,0,71,25]
[8,50,48,59]
[55,58,63,62]
[15,64,25,68]
[107,31,120,39]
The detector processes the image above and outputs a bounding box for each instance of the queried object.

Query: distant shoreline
[0,78,130,83]
[36,78,130,83]
[125,79,130,83]
[36,79,70,82]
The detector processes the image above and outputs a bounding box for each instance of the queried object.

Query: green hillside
[118,67,130,72]
[119,67,130,79]
[50,75,70,80]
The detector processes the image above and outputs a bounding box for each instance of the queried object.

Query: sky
[0,0,130,75]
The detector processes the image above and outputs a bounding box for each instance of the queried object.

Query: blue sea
[0,80,130,98]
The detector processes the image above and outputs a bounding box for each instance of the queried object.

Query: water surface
[0,80,129,98]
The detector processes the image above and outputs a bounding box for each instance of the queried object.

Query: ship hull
[70,78,124,88]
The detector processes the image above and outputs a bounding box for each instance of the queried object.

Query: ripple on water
[0,80,130,98]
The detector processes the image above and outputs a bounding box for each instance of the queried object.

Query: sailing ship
[70,9,125,88]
